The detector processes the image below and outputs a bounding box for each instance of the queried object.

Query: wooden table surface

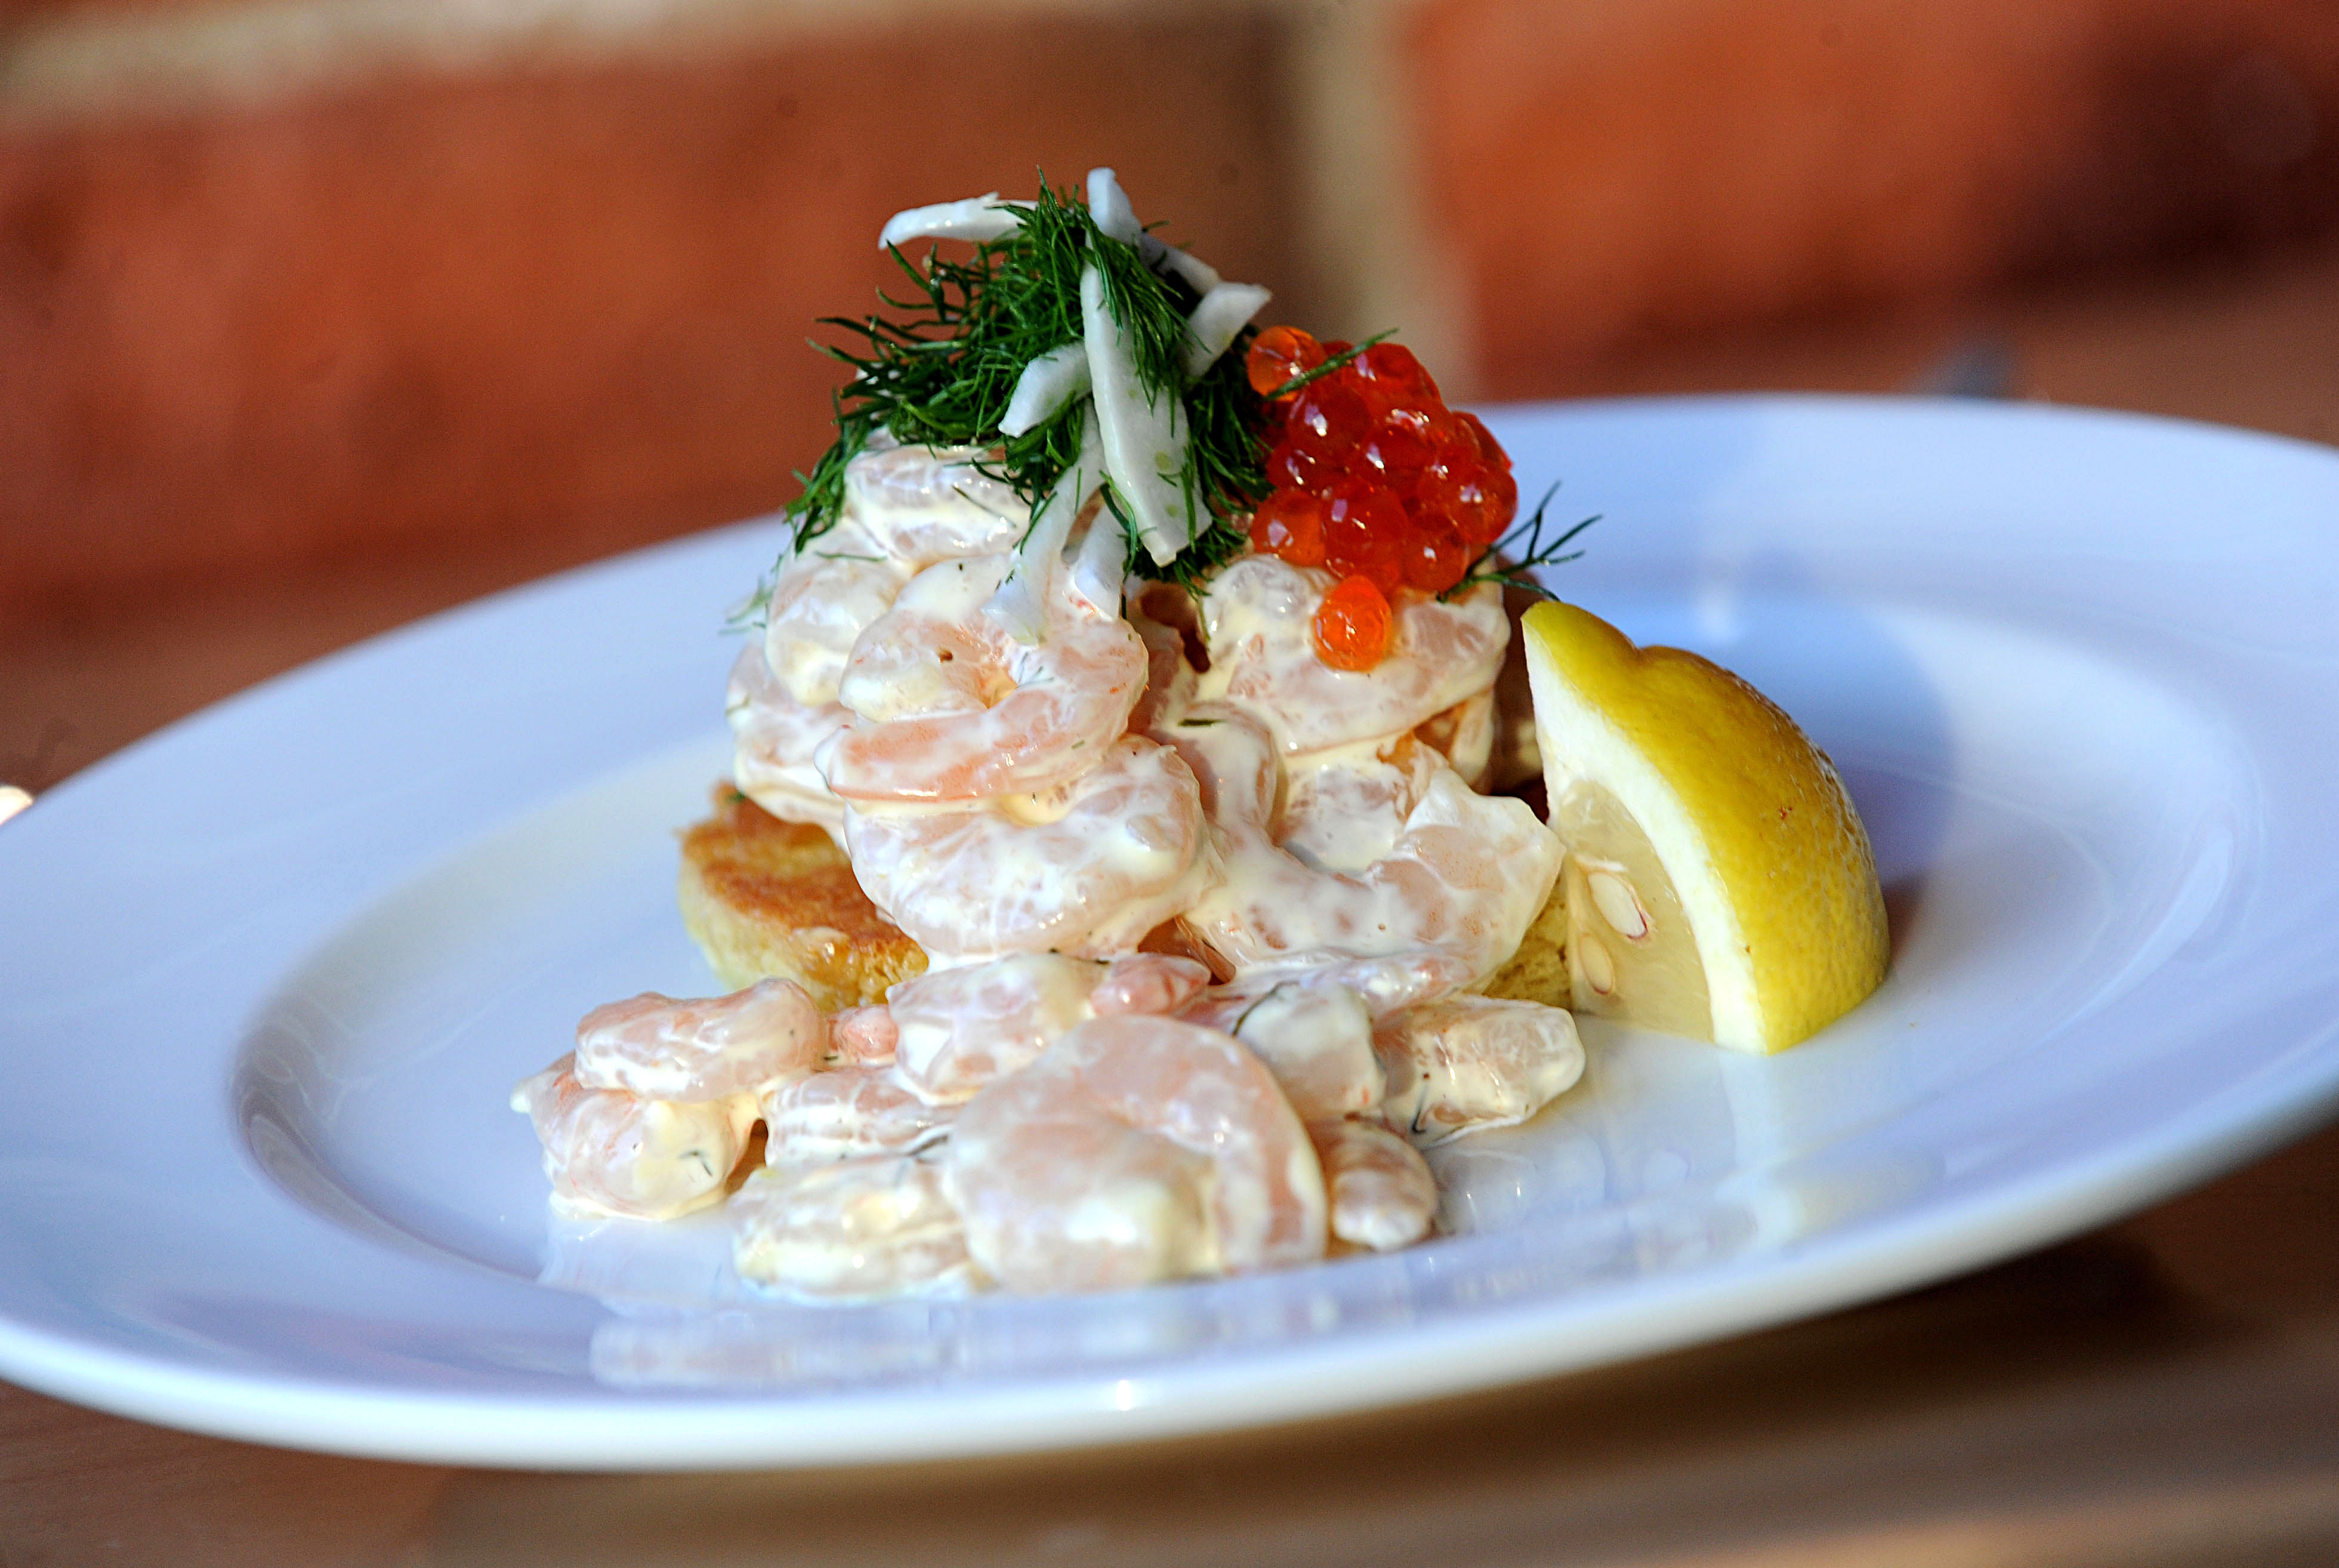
[8,256,2339,1567]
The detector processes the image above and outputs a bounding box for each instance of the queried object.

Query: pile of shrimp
[514,440,1585,1300]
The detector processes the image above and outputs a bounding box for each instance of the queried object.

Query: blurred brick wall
[1409,0,2339,397]
[0,5,1300,627]
[4,0,2338,632]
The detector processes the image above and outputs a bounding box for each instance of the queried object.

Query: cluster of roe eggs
[1241,327,1519,671]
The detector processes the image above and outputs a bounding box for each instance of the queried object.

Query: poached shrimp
[1415,689,1497,788]
[732,1156,972,1300]
[512,1056,755,1221]
[727,643,852,834]
[1178,950,1482,1034]
[880,950,1219,1105]
[1312,1118,1438,1252]
[1164,708,1561,984]
[731,513,906,832]
[945,1015,1326,1292]
[1375,996,1585,1147]
[885,953,1103,1104]
[1199,979,1383,1122]
[1088,952,1213,1017]
[733,442,1063,827]
[573,977,824,1101]
[761,1067,954,1164]
[843,736,1215,963]
[840,442,1027,569]
[1195,555,1510,755]
[821,552,1149,804]
[761,546,903,710]
[825,1005,900,1067]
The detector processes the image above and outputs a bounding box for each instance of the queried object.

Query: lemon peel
[1519,600,1887,1053]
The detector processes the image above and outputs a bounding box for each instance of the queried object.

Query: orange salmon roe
[1243,324,1518,669]
[1245,325,1328,400]
[1313,575,1393,671]
[1249,489,1328,568]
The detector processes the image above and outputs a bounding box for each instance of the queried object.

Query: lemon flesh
[1519,600,1887,1054]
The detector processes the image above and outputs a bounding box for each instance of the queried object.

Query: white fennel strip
[1085,166,1141,245]
[1082,262,1193,565]
[877,193,1025,251]
[1067,489,1129,617]
[1152,242,1221,294]
[986,403,1104,645]
[998,341,1092,437]
[1183,283,1272,376]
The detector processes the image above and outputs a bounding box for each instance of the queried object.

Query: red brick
[0,0,215,17]
[1408,0,2339,398]
[0,11,1303,625]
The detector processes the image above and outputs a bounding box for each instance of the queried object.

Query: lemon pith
[1552,778,1712,1038]
[1519,600,1888,1053]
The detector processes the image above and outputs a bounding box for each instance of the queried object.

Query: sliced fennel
[796,172,1262,604]
[999,342,1092,438]
[1067,488,1128,616]
[1082,261,1194,566]
[877,194,1026,251]
[986,404,1106,643]
[1086,167,1143,246]
[1184,282,1271,376]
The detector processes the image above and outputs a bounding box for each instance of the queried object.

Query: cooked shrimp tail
[1375,997,1585,1147]
[1313,1119,1438,1251]
[513,1055,756,1221]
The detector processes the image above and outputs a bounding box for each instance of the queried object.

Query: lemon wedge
[1518,600,1887,1053]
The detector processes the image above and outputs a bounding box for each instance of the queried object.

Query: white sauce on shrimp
[529,424,1585,1298]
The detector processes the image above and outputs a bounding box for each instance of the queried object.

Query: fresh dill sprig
[724,573,775,634]
[1147,322,1270,592]
[771,177,1272,601]
[1444,483,1599,600]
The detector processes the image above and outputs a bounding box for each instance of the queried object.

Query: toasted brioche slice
[678,789,927,1010]
[680,786,1562,1011]
[1481,871,1567,1004]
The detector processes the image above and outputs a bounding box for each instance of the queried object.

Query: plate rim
[2,1044,2335,1470]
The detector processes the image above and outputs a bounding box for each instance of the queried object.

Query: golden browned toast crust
[1480,875,1567,1005]
[681,788,1559,1011]
[677,789,927,1011]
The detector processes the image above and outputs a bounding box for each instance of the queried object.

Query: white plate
[4,396,2337,1470]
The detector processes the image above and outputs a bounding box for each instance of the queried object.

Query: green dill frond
[1264,330,1393,401]
[1085,226,1194,402]
[772,175,1273,596]
[1179,326,1272,524]
[1141,512,1255,597]
[1445,483,1599,601]
[724,571,776,634]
